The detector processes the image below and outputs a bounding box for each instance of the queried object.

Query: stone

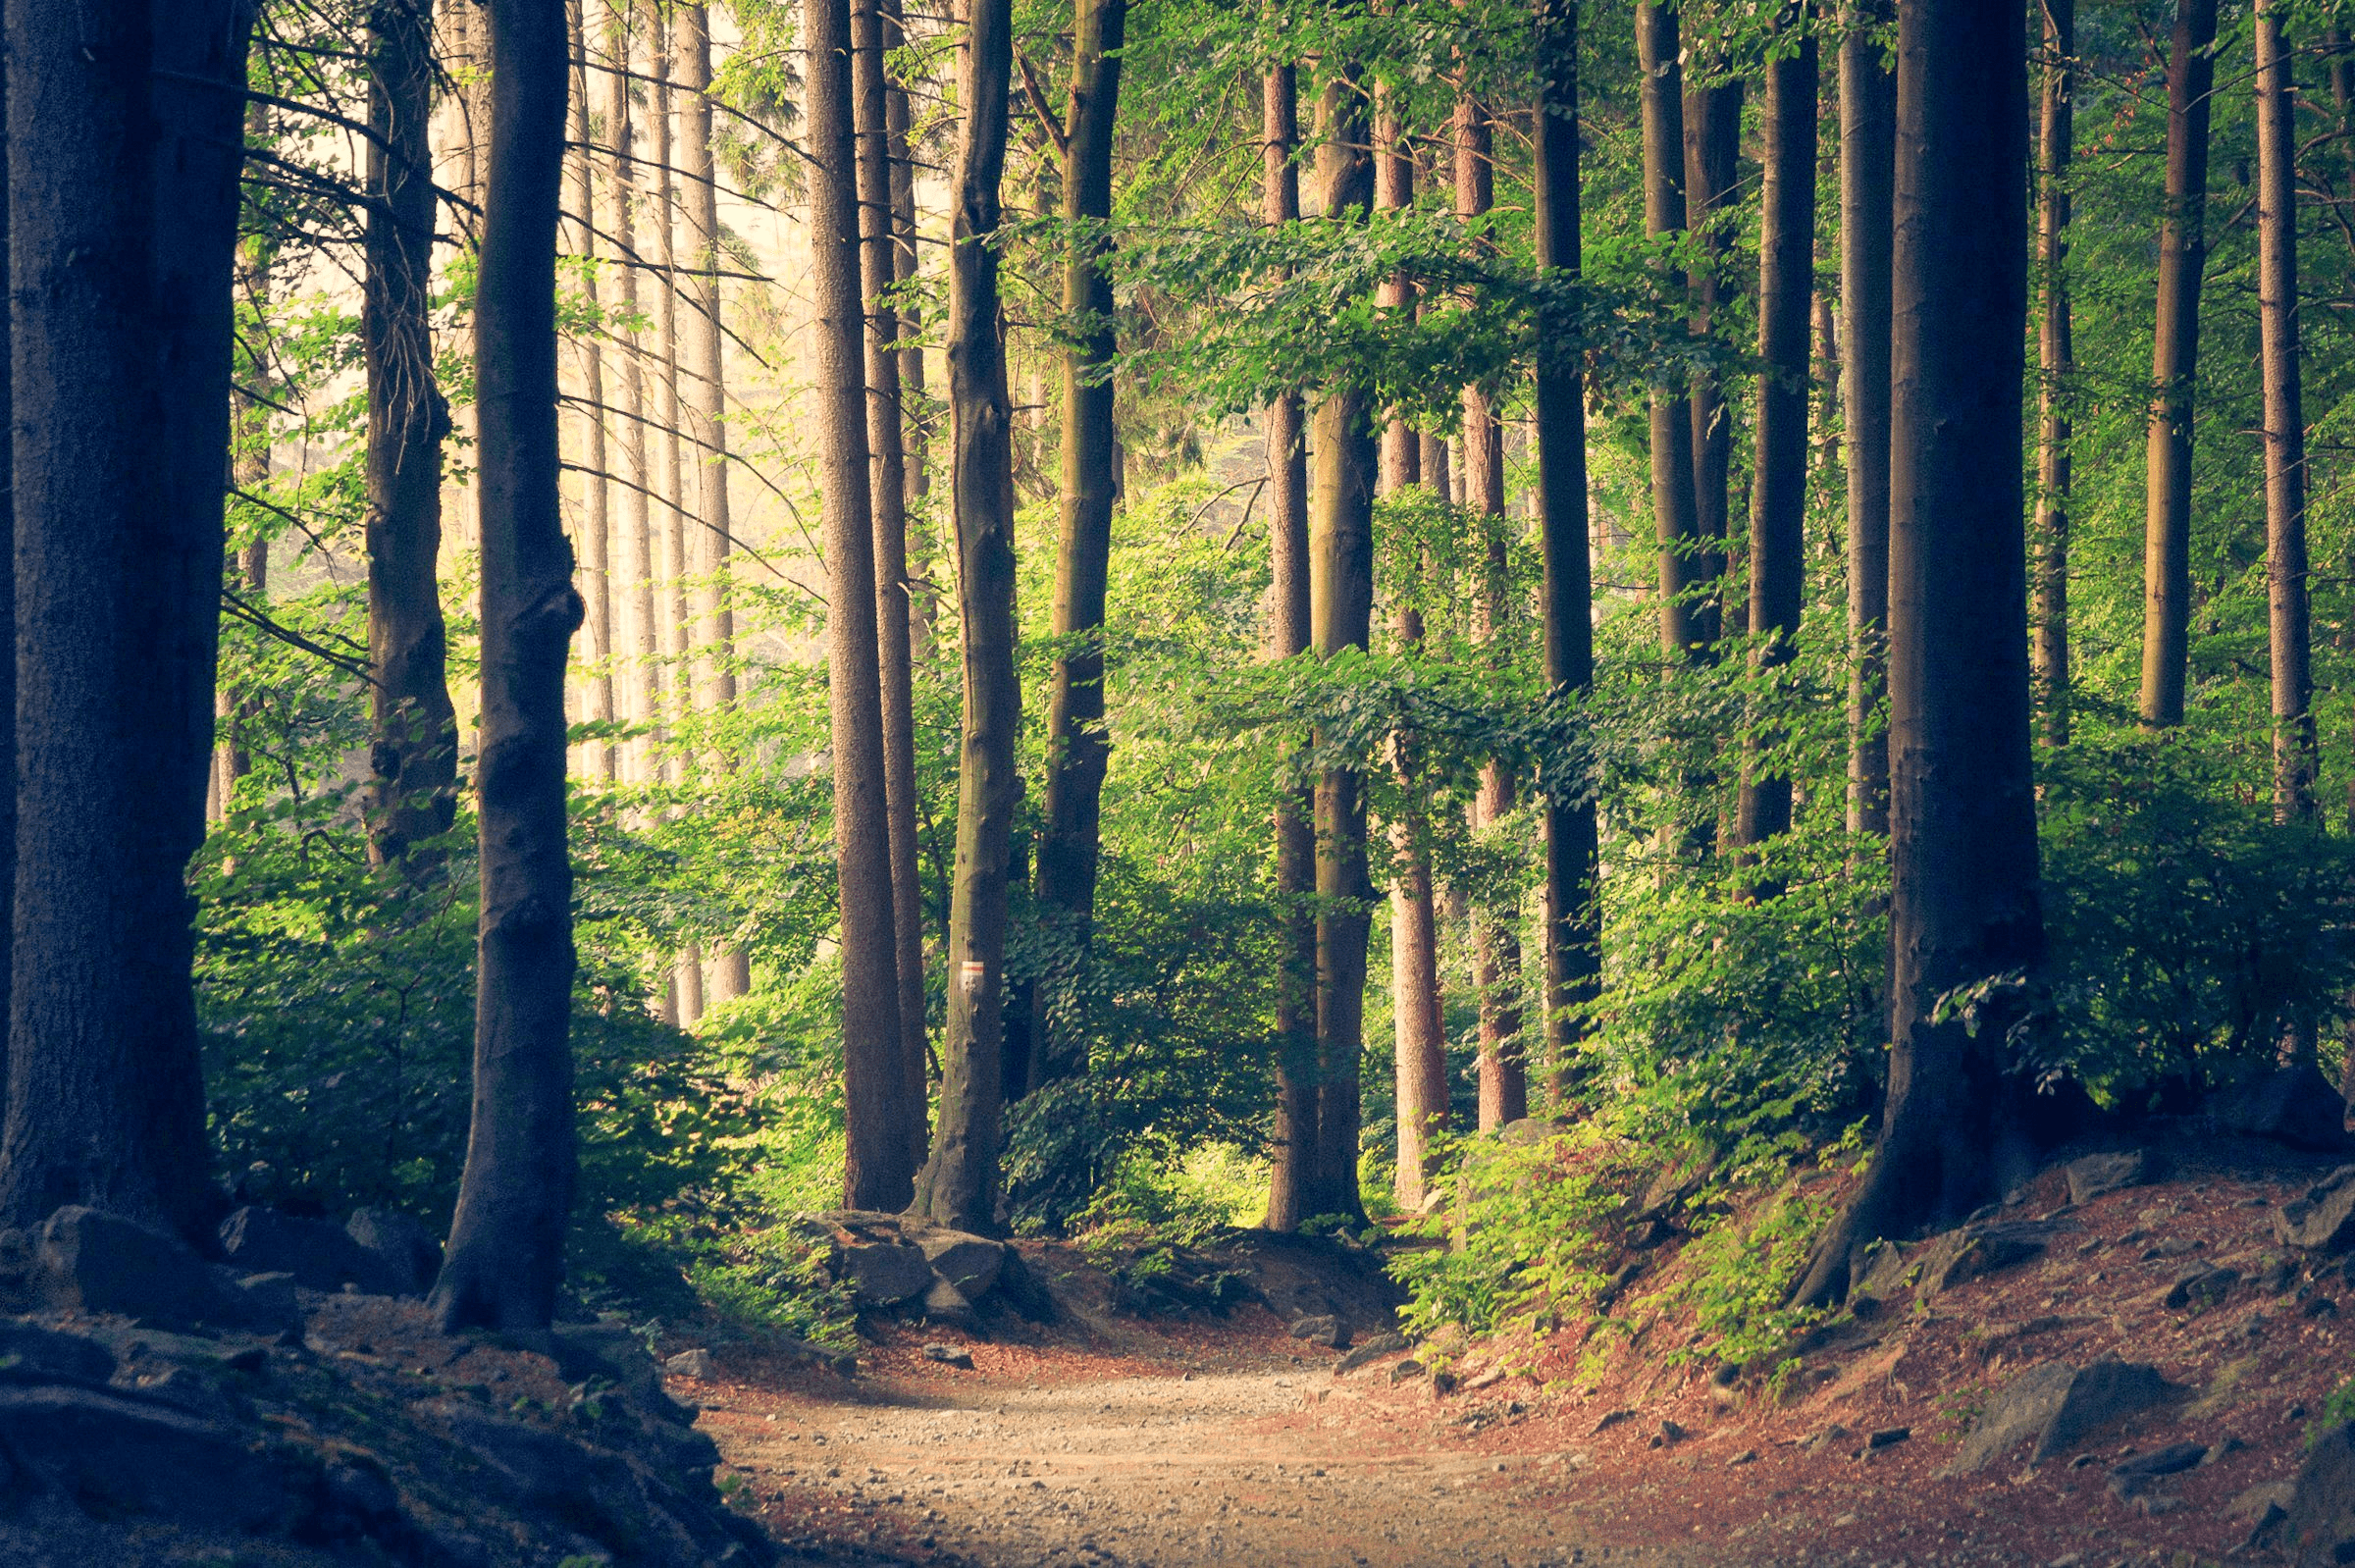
[33,1205,219,1326]
[2227,1478,2295,1522]
[1388,1359,1426,1384]
[222,1269,303,1334]
[2161,1266,2239,1311]
[218,1205,405,1295]
[2107,1441,2208,1498]
[1287,1314,1343,1348]
[344,1207,442,1296]
[1947,1359,2172,1474]
[1850,1239,1914,1304]
[2277,1167,2355,1252]
[1866,1427,1910,1450]
[0,1382,302,1529]
[1657,1419,1688,1445]
[663,1348,716,1380]
[919,1277,978,1330]
[1334,1331,1408,1375]
[917,1230,1006,1298]
[2283,1420,2355,1566]
[837,1239,933,1305]
[1920,1224,2050,1296]
[2064,1151,2149,1206]
[2219,1064,2352,1151]
[921,1342,974,1369]
[0,1321,115,1385]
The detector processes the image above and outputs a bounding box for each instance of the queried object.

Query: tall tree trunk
[811,0,916,1211]
[648,2,686,801]
[2257,0,2313,820]
[2137,0,2218,729]
[884,0,933,650]
[1533,0,1597,1105]
[2033,0,2072,749]
[1844,2,1895,825]
[569,0,617,784]
[433,0,581,1331]
[1260,63,1319,1234]
[600,4,658,783]
[1030,0,1129,1096]
[366,0,459,873]
[855,0,930,1146]
[1309,71,1376,1223]
[909,0,1018,1231]
[1735,12,1817,861]
[1637,3,1701,662]
[1795,0,2036,1307]
[218,111,274,824]
[1684,66,1741,647]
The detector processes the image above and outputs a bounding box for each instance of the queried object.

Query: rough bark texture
[1636,3,1701,662]
[2256,0,2313,819]
[2137,0,2218,729]
[366,0,459,872]
[1844,2,1895,825]
[431,0,583,1332]
[647,3,687,800]
[599,5,658,783]
[568,0,616,783]
[1683,66,1741,645]
[1736,17,1817,861]
[910,0,1018,1232]
[0,0,252,1237]
[2032,0,2072,750]
[1795,0,2037,1307]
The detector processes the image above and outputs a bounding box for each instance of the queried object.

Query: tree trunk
[1794,0,2036,1307]
[1029,0,1130,1097]
[1684,66,1741,647]
[366,0,459,873]
[1844,2,1895,825]
[1261,63,1319,1234]
[218,112,273,824]
[1637,3,1701,662]
[599,4,659,784]
[855,0,930,1147]
[909,0,1019,1232]
[569,0,616,784]
[2137,0,2218,729]
[2257,0,2313,820]
[2032,0,2072,750]
[1735,14,1817,862]
[1533,0,1597,1106]
[647,3,687,799]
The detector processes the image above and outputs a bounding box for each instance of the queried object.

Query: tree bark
[1794,0,2036,1307]
[430,0,583,1331]
[647,3,687,803]
[1844,3,1895,824]
[599,4,659,784]
[2137,0,2218,729]
[1684,65,1741,647]
[2256,0,2313,820]
[2033,0,2072,750]
[1735,13,1817,862]
[909,0,1019,1232]
[366,0,459,873]
[1637,3,1701,662]
[855,0,930,1145]
[569,0,616,784]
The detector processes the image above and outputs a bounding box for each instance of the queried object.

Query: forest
[8,0,2355,1562]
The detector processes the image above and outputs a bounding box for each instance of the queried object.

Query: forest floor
[677,1147,2352,1568]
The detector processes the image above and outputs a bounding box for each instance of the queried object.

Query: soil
[677,1146,2354,1568]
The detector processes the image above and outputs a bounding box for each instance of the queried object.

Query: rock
[1947,1359,2172,1474]
[918,1230,1006,1298]
[0,1321,115,1384]
[1334,1331,1408,1375]
[1388,1359,1426,1384]
[1430,1369,1459,1396]
[33,1206,219,1326]
[2107,1441,2208,1498]
[837,1239,933,1305]
[1287,1314,1343,1348]
[772,1335,859,1378]
[2162,1266,2239,1311]
[218,1205,405,1295]
[1657,1419,1688,1446]
[1920,1224,2050,1296]
[2218,1064,2352,1151]
[2283,1420,2355,1565]
[1802,1424,1854,1455]
[2065,1151,2149,1206]
[0,1382,304,1529]
[1593,1408,1636,1434]
[921,1342,974,1369]
[1850,1238,1913,1305]
[1728,1448,1757,1466]
[1866,1427,1910,1450]
[2277,1167,2355,1252]
[2227,1477,2295,1522]
[345,1207,442,1296]
[663,1348,716,1380]
[990,1247,1058,1324]
[919,1276,978,1330]
[222,1269,302,1334]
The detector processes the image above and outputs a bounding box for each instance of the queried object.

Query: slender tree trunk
[1735,13,1817,862]
[1637,3,1701,662]
[1262,63,1319,1234]
[2137,0,2219,729]
[648,3,687,798]
[910,0,1019,1231]
[1533,0,1597,1105]
[2033,0,2072,750]
[218,131,273,823]
[366,0,459,873]
[884,0,933,651]
[600,5,659,784]
[856,0,930,1145]
[1844,3,1895,824]
[1309,71,1376,1223]
[1030,0,1130,1097]
[570,1,617,784]
[1684,67,1741,647]
[2257,0,2314,820]
[1795,0,2036,1306]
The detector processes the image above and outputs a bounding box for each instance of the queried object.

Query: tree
[567,0,617,785]
[810,0,918,1210]
[1796,0,2036,1306]
[432,0,584,1333]
[1684,54,1741,645]
[0,0,254,1237]
[2137,0,2219,729]
[910,0,1020,1232]
[2031,0,2072,750]
[1635,2,1701,663]
[365,0,459,872]
[2255,0,2312,820]
[1842,1,1895,824]
[598,1,660,784]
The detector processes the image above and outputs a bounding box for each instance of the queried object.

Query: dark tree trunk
[1636,3,1701,662]
[1684,67,1741,647]
[1844,2,1895,823]
[811,0,916,1211]
[1030,0,1128,1094]
[1735,13,1817,862]
[1796,0,2037,1307]
[430,0,584,1331]
[1533,0,1596,1105]
[909,0,1018,1232]
[1261,63,1319,1234]
[0,0,252,1237]
[2032,0,2072,750]
[2137,0,2218,729]
[366,0,459,873]
[2256,0,2313,820]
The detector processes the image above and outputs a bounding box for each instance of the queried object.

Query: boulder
[662,1348,715,1381]
[917,1229,1006,1298]
[33,1206,218,1326]
[2218,1064,2352,1152]
[219,1205,406,1295]
[922,1342,974,1369]
[1334,1331,1409,1376]
[2161,1266,2239,1311]
[0,1321,115,1385]
[220,1269,303,1335]
[837,1239,932,1305]
[1287,1314,1343,1348]
[2283,1420,2355,1566]
[2064,1150,2149,1207]
[1946,1358,2172,1474]
[2107,1441,2208,1499]
[1919,1223,2050,1296]
[2277,1167,2355,1252]
[0,1382,304,1529]
[919,1277,978,1331]
[345,1208,442,1296]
